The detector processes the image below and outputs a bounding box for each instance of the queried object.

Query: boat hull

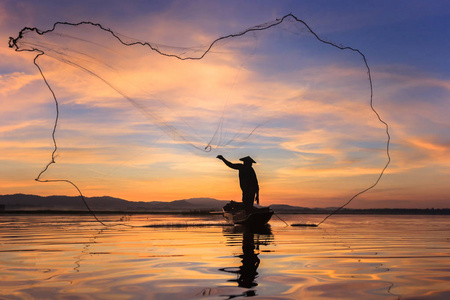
[223,201,274,226]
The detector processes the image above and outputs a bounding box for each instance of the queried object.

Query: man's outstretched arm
[217,155,241,170]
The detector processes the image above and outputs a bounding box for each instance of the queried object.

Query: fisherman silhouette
[217,155,259,215]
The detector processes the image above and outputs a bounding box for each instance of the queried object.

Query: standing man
[217,155,259,215]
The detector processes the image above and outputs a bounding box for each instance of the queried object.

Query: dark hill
[1,194,449,214]
[0,194,229,212]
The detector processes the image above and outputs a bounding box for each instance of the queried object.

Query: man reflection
[220,225,272,298]
[238,228,260,288]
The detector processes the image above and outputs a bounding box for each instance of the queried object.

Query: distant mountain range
[0,194,230,212]
[1,194,449,214]
[0,194,319,213]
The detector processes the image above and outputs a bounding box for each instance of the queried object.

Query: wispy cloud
[2,2,449,208]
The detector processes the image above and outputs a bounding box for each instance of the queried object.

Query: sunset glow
[1,1,449,209]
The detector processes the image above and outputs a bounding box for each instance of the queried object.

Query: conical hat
[239,156,256,163]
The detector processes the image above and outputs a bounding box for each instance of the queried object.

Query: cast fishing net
[9,15,390,224]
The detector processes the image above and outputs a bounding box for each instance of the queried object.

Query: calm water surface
[0,214,449,299]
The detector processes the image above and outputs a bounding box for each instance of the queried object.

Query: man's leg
[242,190,255,215]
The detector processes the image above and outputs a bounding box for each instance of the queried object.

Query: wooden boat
[223,201,274,226]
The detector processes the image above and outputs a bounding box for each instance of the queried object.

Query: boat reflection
[220,225,273,297]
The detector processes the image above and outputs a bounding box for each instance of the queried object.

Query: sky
[1,0,449,209]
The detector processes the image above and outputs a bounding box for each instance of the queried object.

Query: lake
[1,214,449,299]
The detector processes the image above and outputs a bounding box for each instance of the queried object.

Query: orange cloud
[0,17,396,207]
[0,72,42,96]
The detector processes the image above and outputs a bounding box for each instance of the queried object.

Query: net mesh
[9,15,390,214]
